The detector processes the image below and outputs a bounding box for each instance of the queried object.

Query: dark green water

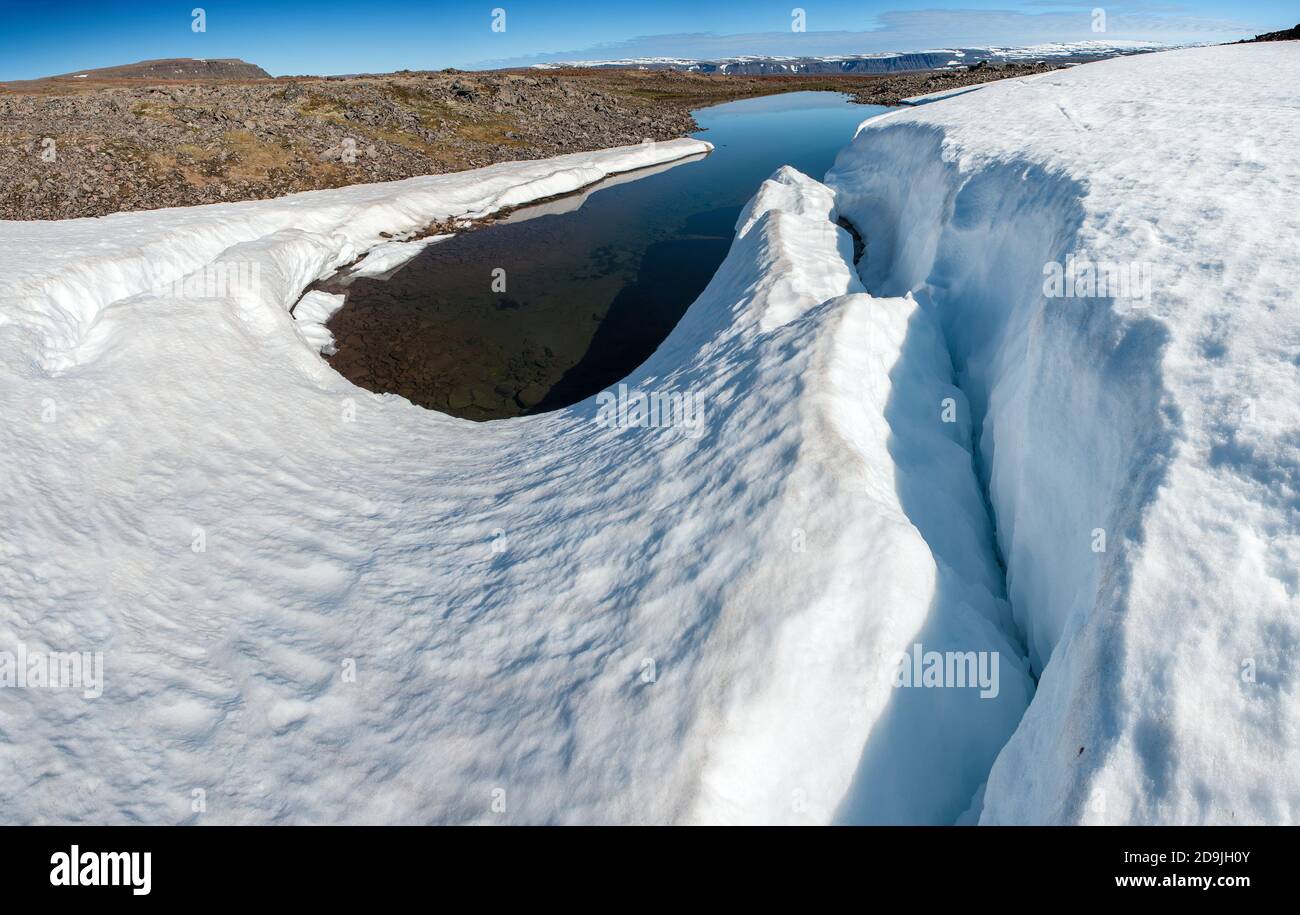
[324,91,889,419]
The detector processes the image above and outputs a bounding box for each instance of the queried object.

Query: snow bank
[0,137,710,372]
[346,235,452,279]
[829,42,1300,824]
[0,129,1031,823]
[292,290,347,354]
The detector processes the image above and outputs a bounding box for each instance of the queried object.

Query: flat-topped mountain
[44,58,272,82]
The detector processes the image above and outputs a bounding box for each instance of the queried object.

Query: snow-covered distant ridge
[528,40,1173,74]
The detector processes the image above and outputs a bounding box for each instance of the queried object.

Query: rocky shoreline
[2,63,1063,221]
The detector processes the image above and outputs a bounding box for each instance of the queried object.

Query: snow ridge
[0,139,711,372]
[829,43,1300,824]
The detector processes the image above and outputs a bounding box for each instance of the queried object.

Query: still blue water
[324,92,888,418]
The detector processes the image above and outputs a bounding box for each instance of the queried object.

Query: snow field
[2,44,1297,824]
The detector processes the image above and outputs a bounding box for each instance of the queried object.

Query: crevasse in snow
[828,42,1299,825]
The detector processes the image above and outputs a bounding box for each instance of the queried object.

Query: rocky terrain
[1,63,1063,220]
[848,60,1064,105]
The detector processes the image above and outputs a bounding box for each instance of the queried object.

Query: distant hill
[44,58,271,82]
[1243,23,1300,42]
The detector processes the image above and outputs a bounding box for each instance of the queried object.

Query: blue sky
[0,0,1290,80]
